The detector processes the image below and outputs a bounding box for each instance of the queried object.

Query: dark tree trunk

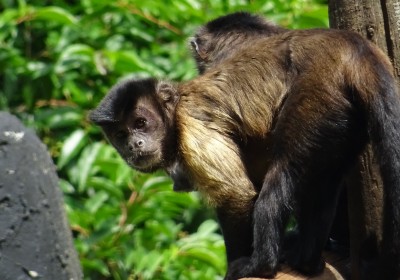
[0,112,82,280]
[329,1,400,279]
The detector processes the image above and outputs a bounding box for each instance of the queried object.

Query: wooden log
[240,251,349,280]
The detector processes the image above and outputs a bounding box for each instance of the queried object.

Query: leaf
[58,129,87,169]
[33,6,78,25]
[80,259,110,276]
[77,143,102,192]
[55,44,95,74]
[87,176,124,199]
[135,251,164,278]
[197,219,220,236]
[141,175,172,192]
[183,247,222,267]
[296,14,329,29]
[26,61,51,79]
[59,178,76,194]
[35,107,83,130]
[107,50,147,73]
[85,191,109,213]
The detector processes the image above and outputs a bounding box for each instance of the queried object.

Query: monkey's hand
[224,257,277,280]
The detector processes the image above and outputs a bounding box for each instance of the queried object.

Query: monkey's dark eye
[134,118,147,129]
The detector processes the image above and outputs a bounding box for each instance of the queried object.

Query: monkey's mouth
[127,151,160,172]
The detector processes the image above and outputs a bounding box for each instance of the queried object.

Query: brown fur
[179,29,387,209]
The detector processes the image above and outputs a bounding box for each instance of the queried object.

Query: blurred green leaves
[62,140,213,279]
[1,0,328,279]
[32,6,78,25]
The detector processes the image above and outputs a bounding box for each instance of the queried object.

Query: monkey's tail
[359,56,400,278]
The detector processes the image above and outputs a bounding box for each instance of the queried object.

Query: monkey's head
[89,78,179,173]
[190,12,286,73]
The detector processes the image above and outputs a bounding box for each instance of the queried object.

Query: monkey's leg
[270,88,358,276]
[217,207,253,264]
[224,160,293,279]
[284,178,344,275]
[230,158,342,278]
[240,165,342,278]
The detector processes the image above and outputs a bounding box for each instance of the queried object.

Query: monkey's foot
[282,230,325,276]
[224,257,277,280]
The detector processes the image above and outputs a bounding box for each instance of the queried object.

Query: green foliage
[0,0,327,279]
[63,142,222,279]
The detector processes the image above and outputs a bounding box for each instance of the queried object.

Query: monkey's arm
[178,117,257,262]
[179,118,257,210]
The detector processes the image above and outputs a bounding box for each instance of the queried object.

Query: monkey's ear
[190,37,208,60]
[156,81,179,112]
[88,107,116,125]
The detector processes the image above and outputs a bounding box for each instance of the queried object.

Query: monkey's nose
[129,140,145,151]
[135,140,144,148]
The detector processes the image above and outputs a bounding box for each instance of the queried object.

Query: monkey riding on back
[90,12,400,280]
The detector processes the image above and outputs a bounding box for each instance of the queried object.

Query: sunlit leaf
[77,143,102,192]
[85,191,109,213]
[33,6,78,25]
[55,44,95,74]
[87,176,124,199]
[183,247,222,267]
[197,219,220,236]
[135,251,163,277]
[59,178,76,194]
[58,129,87,169]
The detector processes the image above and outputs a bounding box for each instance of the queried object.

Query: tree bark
[328,0,400,279]
[0,112,82,280]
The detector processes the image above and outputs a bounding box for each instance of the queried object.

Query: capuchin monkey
[190,10,350,260]
[90,17,400,280]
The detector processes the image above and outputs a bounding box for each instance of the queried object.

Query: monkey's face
[103,96,168,173]
[90,78,179,174]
